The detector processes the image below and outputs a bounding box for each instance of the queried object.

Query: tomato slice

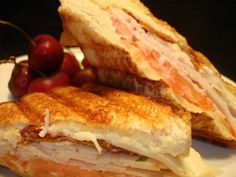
[148,52,215,110]
[112,16,217,111]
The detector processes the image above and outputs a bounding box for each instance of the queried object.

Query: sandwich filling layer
[107,6,236,136]
[1,123,219,177]
[1,140,175,177]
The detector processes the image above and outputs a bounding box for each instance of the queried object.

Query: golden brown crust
[49,86,184,131]
[18,91,82,126]
[0,102,29,126]
[193,130,236,148]
[191,113,236,148]
[82,83,191,126]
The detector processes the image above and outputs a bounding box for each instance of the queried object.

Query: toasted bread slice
[0,86,218,177]
[58,0,236,146]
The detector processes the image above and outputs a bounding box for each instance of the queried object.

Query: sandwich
[58,0,236,147]
[0,85,219,177]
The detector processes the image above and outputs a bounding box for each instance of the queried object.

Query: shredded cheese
[62,129,102,154]
[37,109,102,153]
[39,109,50,137]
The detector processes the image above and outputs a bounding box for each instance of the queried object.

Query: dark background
[0,0,235,81]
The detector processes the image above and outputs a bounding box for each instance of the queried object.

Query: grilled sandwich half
[58,0,236,147]
[0,86,218,177]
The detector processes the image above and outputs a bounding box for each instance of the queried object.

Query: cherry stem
[0,56,46,77]
[0,20,36,47]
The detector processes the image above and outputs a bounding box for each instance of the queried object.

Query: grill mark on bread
[82,83,191,128]
[16,101,44,125]
[49,88,114,125]
[96,69,192,127]
[83,83,190,120]
[49,87,164,129]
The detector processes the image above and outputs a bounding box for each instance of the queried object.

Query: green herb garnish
[136,156,148,162]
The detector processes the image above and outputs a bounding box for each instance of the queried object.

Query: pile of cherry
[7,34,95,98]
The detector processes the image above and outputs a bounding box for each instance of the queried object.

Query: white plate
[0,48,236,177]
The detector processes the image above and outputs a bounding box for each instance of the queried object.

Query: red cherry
[60,52,81,77]
[28,34,64,74]
[8,60,35,98]
[72,69,96,87]
[28,72,70,93]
